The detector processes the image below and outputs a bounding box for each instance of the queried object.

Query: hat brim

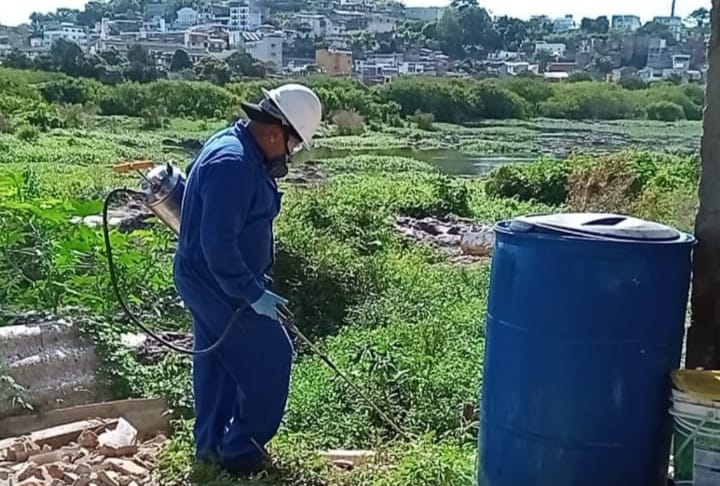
[241,101,284,125]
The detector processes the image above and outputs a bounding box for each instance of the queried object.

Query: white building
[653,16,685,41]
[236,31,282,68]
[672,54,691,71]
[535,42,566,58]
[367,13,396,33]
[404,7,445,23]
[488,50,519,62]
[553,15,575,33]
[228,1,262,32]
[296,14,330,38]
[611,15,641,31]
[176,8,199,27]
[43,23,87,48]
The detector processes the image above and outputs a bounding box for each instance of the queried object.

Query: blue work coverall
[173,121,293,468]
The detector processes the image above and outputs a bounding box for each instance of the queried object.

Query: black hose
[102,188,239,356]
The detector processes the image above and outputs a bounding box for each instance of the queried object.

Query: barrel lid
[509,213,682,241]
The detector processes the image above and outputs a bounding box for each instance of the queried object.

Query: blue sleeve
[198,159,265,304]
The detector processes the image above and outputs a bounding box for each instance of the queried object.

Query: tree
[99,47,125,66]
[581,16,609,34]
[50,38,86,77]
[194,57,232,85]
[436,8,464,57]
[2,49,33,69]
[495,16,530,51]
[170,49,193,72]
[691,7,711,27]
[689,0,720,369]
[595,16,610,34]
[225,49,266,78]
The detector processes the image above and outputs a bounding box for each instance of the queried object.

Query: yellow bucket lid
[672,370,720,401]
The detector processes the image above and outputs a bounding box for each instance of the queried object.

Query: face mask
[266,154,289,179]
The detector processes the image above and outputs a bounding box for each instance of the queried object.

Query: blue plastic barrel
[479,213,695,486]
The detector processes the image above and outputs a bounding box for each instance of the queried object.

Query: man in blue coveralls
[173,84,323,476]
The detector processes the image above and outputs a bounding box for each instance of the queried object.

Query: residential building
[354,53,402,73]
[43,23,87,48]
[653,16,685,41]
[404,7,445,23]
[236,31,283,68]
[611,15,641,31]
[367,13,396,33]
[89,38,209,66]
[535,42,566,58]
[316,48,352,75]
[142,16,167,33]
[295,14,329,38]
[647,38,670,70]
[176,8,199,27]
[672,54,691,71]
[144,2,169,20]
[546,62,579,74]
[488,51,519,62]
[229,1,261,32]
[493,61,537,78]
[553,15,575,33]
[332,10,367,31]
[0,36,11,55]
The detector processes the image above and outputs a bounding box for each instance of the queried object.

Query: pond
[293,146,536,177]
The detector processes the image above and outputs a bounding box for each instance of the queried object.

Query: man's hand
[250,290,289,322]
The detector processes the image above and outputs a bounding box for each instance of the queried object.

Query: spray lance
[103,160,409,439]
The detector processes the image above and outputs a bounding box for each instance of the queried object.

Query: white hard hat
[261,84,322,150]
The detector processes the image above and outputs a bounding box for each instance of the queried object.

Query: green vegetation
[0,62,702,485]
[0,67,708,129]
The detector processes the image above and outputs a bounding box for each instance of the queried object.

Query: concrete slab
[0,318,109,419]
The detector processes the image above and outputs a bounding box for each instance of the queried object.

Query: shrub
[567,154,639,212]
[646,101,685,122]
[141,106,170,129]
[469,80,529,119]
[39,78,102,105]
[540,82,640,120]
[410,111,435,131]
[568,72,594,83]
[16,125,39,142]
[485,160,570,205]
[332,110,365,135]
[618,75,646,90]
[0,115,14,134]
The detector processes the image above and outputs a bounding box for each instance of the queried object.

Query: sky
[0,0,711,27]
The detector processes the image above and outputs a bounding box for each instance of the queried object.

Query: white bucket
[671,390,720,485]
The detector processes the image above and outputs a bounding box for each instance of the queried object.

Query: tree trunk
[688,0,720,369]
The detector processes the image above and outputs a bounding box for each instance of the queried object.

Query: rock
[74,464,92,476]
[14,480,44,486]
[460,227,495,256]
[73,475,91,486]
[97,470,121,486]
[28,449,64,466]
[97,445,138,458]
[16,463,39,482]
[319,449,376,467]
[63,471,79,484]
[46,463,65,479]
[78,431,98,450]
[105,459,147,478]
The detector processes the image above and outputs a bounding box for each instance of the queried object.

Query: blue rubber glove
[250,290,289,321]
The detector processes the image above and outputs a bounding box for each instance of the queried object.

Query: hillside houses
[0,1,709,85]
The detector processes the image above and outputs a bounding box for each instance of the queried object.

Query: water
[294,146,536,177]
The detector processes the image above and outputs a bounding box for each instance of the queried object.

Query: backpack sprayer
[103,160,408,439]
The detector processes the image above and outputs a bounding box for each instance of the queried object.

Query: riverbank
[0,116,700,485]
